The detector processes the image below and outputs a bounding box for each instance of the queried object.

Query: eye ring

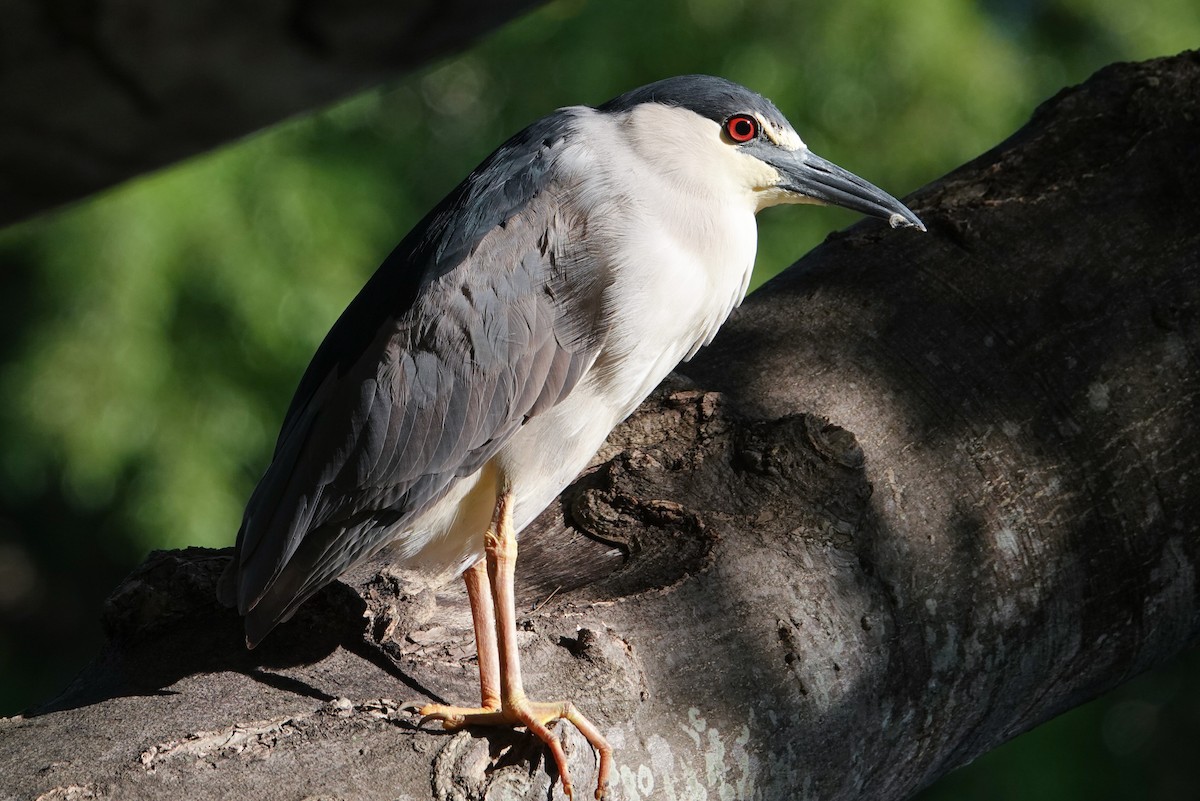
[724,114,758,143]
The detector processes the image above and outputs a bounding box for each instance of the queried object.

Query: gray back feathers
[225,114,612,644]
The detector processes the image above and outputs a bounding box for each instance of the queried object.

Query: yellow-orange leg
[419,492,613,799]
[464,559,501,711]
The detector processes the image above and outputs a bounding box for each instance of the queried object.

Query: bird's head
[598,75,925,230]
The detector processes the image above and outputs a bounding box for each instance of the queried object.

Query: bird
[218,74,924,798]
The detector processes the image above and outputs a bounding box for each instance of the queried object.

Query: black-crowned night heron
[219,75,923,798]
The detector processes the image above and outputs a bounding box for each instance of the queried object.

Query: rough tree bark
[0,0,544,227]
[2,52,1198,801]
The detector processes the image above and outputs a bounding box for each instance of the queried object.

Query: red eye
[724,114,758,143]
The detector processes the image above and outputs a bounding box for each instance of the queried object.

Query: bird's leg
[418,491,613,799]
[485,494,614,798]
[466,558,501,710]
[410,560,500,719]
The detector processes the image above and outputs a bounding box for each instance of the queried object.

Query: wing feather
[223,120,614,644]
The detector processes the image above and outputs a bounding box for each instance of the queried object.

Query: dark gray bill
[772,149,925,231]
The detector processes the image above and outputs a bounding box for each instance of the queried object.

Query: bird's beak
[770,149,925,231]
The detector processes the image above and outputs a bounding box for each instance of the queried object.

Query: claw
[399,699,427,713]
[412,698,608,798]
[416,714,444,731]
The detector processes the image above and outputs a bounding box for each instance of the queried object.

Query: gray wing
[224,139,611,646]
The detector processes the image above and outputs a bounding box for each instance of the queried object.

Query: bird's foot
[418,698,611,799]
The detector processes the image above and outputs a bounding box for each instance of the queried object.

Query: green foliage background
[1,0,1198,796]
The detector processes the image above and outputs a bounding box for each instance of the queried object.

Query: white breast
[577,104,760,408]
[498,107,760,530]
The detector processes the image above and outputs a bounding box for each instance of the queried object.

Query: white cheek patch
[757,114,804,151]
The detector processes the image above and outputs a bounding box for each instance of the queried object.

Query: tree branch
[0,0,544,227]
[3,52,1198,801]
